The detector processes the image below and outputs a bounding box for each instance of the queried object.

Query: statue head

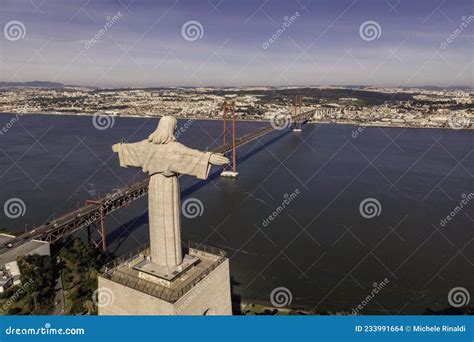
[148,116,177,144]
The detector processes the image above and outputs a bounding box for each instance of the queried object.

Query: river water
[0,113,472,314]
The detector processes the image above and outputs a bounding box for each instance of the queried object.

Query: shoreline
[235,298,463,316]
[237,299,314,315]
[1,110,270,123]
[0,111,472,131]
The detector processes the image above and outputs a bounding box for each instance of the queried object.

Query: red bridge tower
[220,101,238,178]
[293,95,303,132]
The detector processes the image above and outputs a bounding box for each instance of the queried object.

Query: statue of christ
[112,116,229,268]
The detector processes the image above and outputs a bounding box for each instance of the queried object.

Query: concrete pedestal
[98,244,232,316]
[220,171,239,178]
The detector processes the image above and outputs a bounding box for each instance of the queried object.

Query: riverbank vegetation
[59,238,105,315]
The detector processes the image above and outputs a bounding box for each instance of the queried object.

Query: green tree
[59,238,104,315]
[17,254,55,314]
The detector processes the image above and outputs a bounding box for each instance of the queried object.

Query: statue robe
[114,140,212,268]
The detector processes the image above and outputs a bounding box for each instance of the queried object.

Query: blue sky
[0,0,472,87]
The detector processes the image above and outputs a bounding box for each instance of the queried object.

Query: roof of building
[5,261,20,277]
[0,274,12,287]
[0,240,50,268]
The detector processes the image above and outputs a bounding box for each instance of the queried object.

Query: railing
[101,243,150,273]
[186,241,227,258]
[100,241,227,303]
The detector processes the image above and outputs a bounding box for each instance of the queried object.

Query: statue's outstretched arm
[209,153,229,166]
[112,141,145,168]
[169,143,229,179]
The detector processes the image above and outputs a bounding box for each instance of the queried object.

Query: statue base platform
[98,243,232,315]
[220,171,239,178]
[133,254,199,288]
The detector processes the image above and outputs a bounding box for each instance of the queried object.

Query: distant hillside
[210,87,414,105]
[411,85,473,91]
[340,85,472,91]
[0,81,65,88]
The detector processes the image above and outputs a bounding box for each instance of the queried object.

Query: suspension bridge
[0,101,314,255]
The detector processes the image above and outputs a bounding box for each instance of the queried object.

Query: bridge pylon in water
[293,95,303,132]
[220,100,238,178]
